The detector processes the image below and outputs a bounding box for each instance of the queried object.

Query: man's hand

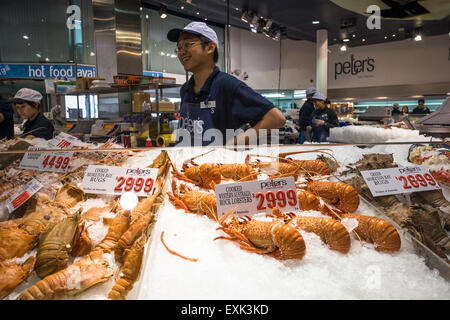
[314,119,325,126]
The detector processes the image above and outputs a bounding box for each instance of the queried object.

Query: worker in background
[412,98,431,114]
[0,95,14,139]
[11,88,55,140]
[307,92,339,143]
[402,106,409,115]
[391,102,402,122]
[167,22,285,146]
[298,87,316,143]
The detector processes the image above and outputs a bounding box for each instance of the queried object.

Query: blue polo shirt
[22,112,55,140]
[179,66,276,145]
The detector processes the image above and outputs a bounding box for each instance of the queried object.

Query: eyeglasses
[174,41,201,54]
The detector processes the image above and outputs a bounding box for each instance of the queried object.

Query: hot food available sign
[214,177,299,218]
[334,54,375,80]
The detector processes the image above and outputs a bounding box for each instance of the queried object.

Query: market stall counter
[0,136,449,300]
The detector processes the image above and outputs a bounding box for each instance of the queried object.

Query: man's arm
[252,107,285,132]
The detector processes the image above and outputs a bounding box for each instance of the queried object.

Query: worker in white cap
[167,21,285,146]
[307,91,339,143]
[298,87,316,143]
[11,88,54,140]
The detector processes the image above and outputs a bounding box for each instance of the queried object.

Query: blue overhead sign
[0,63,96,79]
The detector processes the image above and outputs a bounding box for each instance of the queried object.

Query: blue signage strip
[0,63,96,79]
[143,71,163,78]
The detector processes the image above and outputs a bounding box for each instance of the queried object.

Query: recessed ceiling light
[352,34,356,38]
[362,38,366,42]
[384,36,387,39]
[181,6,184,9]
[392,34,396,37]
[312,21,320,24]
[340,44,347,51]
[196,12,200,15]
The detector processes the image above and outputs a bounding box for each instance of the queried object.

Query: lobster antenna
[183,149,216,165]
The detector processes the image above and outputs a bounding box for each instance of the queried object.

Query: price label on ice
[360,165,440,197]
[19,147,73,173]
[80,165,158,197]
[214,176,299,218]
[5,178,43,213]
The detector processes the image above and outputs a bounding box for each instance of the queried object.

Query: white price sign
[6,178,43,213]
[80,165,158,197]
[214,177,299,218]
[19,147,73,173]
[47,132,78,149]
[360,165,441,197]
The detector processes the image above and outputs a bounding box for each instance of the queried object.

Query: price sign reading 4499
[214,177,299,218]
[360,165,440,197]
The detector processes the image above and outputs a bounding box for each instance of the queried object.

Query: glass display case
[0,137,449,300]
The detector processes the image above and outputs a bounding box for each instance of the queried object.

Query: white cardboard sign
[6,178,43,213]
[19,147,73,173]
[214,177,299,218]
[80,165,158,197]
[47,132,78,149]
[360,165,441,197]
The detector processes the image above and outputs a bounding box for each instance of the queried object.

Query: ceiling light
[181,6,184,9]
[241,11,251,23]
[352,34,356,38]
[312,21,320,24]
[264,19,273,31]
[90,51,95,56]
[384,36,387,39]
[362,38,366,42]
[250,14,259,27]
[23,35,29,40]
[392,34,396,37]
[343,38,349,42]
[196,12,200,15]
[340,44,347,51]
[414,34,422,41]
[45,57,49,62]
[160,51,165,56]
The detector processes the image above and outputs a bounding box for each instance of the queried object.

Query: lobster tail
[271,223,306,260]
[293,216,351,254]
[343,214,401,252]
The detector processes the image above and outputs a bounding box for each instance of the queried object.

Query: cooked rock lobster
[214,209,306,260]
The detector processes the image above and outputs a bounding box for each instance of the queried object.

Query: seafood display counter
[0,137,449,300]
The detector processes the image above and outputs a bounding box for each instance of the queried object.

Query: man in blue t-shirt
[167,22,285,146]
[298,87,316,143]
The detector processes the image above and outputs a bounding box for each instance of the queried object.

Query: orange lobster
[217,163,258,181]
[214,208,306,260]
[245,154,300,180]
[341,213,401,252]
[271,208,351,254]
[304,180,360,213]
[278,149,334,176]
[168,181,217,220]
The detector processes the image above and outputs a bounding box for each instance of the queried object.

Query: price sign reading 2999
[360,165,440,197]
[214,177,299,218]
[81,165,158,197]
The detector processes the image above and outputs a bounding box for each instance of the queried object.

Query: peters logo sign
[334,54,375,80]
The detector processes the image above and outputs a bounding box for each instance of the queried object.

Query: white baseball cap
[11,88,43,104]
[306,87,317,96]
[312,91,326,101]
[167,22,219,49]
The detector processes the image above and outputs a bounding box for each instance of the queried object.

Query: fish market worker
[11,88,55,140]
[0,95,14,139]
[307,92,338,143]
[298,87,316,143]
[167,22,285,146]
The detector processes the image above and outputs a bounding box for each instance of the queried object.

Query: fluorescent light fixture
[250,15,259,27]
[343,38,349,42]
[262,93,285,98]
[376,96,388,99]
[264,19,273,31]
[312,21,320,24]
[414,34,422,41]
